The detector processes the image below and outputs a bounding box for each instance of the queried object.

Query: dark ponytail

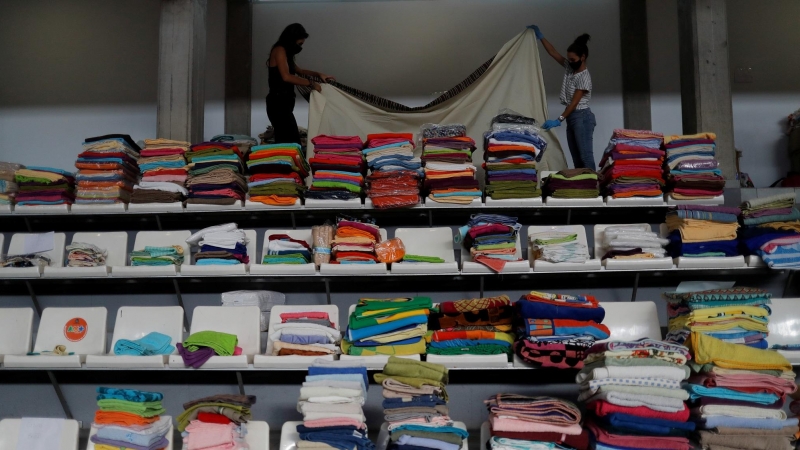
[568,33,591,58]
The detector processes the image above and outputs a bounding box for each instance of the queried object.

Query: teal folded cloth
[114,332,175,356]
[686,384,780,405]
[742,208,800,226]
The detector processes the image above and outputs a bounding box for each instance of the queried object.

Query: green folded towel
[183,330,238,356]
[402,255,445,263]
[96,399,165,417]
[383,355,449,383]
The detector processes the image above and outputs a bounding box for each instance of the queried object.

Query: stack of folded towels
[364,133,422,208]
[577,339,694,450]
[296,360,373,450]
[529,230,591,264]
[426,295,515,356]
[246,142,309,206]
[185,142,247,206]
[341,297,432,357]
[484,394,587,450]
[130,245,185,267]
[331,217,382,264]
[65,242,107,267]
[14,167,75,206]
[0,161,22,205]
[738,192,800,268]
[262,233,313,265]
[456,213,522,272]
[421,128,480,204]
[308,135,365,201]
[599,129,665,199]
[177,330,240,368]
[210,133,258,154]
[177,393,255,449]
[514,291,608,369]
[686,332,798,450]
[376,357,466,450]
[542,168,600,199]
[270,310,341,357]
[664,286,772,349]
[483,112,546,200]
[131,138,189,204]
[665,205,742,258]
[185,223,250,266]
[74,134,140,205]
[598,224,669,261]
[114,332,175,356]
[90,387,170,450]
[663,132,724,200]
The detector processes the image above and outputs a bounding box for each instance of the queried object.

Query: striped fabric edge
[297,56,495,113]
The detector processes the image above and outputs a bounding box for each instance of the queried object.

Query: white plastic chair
[598,301,661,342]
[767,298,800,365]
[85,306,183,368]
[169,306,260,369]
[43,232,128,278]
[0,307,34,364]
[391,228,459,275]
[279,421,303,450]
[180,229,257,276]
[254,304,339,369]
[0,232,66,278]
[320,229,389,275]
[592,224,673,270]
[4,307,107,368]
[111,230,191,277]
[0,418,79,450]
[250,229,316,275]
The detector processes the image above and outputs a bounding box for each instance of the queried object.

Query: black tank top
[268,48,297,97]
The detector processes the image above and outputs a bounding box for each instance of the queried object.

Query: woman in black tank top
[267,23,334,144]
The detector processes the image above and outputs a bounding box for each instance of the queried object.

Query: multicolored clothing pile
[599,129,665,199]
[308,135,365,201]
[331,217,381,264]
[456,214,522,272]
[542,168,599,199]
[0,161,23,205]
[483,111,546,200]
[90,387,170,450]
[598,224,668,260]
[422,126,479,204]
[484,394,587,450]
[364,133,421,208]
[270,310,340,356]
[246,143,308,206]
[427,295,514,356]
[663,132,724,200]
[185,142,246,206]
[14,166,75,206]
[177,393,254,449]
[514,291,608,369]
[577,339,694,450]
[341,297,431,356]
[74,134,139,204]
[131,138,189,204]
[738,192,800,268]
[665,205,742,258]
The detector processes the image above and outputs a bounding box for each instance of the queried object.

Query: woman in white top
[529,26,596,170]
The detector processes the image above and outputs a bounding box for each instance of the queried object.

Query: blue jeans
[566,108,596,170]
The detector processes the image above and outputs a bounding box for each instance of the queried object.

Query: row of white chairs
[0,223,764,279]
[2,299,798,370]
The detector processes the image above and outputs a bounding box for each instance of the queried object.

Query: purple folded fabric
[489,175,537,182]
[674,205,741,215]
[90,435,169,450]
[177,342,215,368]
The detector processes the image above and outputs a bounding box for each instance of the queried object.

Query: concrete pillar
[157,0,207,143]
[619,0,652,130]
[224,0,252,136]
[677,0,736,179]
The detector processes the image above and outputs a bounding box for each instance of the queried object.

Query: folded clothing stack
[457,213,522,272]
[421,126,479,204]
[542,168,599,199]
[210,133,259,155]
[529,230,590,264]
[514,291,608,369]
[484,394,587,450]
[686,332,798,450]
[738,192,800,268]
[308,135,365,201]
[663,132,724,200]
[90,387,170,450]
[221,290,286,332]
[177,330,240,368]
[599,224,668,260]
[14,166,75,206]
[74,134,140,204]
[599,129,665,199]
[0,161,23,205]
[177,393,255,449]
[247,143,309,206]
[364,133,422,208]
[263,233,313,265]
[114,332,175,356]
[296,360,373,450]
[131,138,189,204]
[270,310,341,357]
[483,111,546,200]
[576,339,694,450]
[665,205,742,258]
[185,142,246,206]
[65,242,107,267]
[130,245,184,267]
[664,286,772,349]
[331,217,382,264]
[377,357,465,450]
[427,295,514,356]
[341,297,432,357]
[186,223,250,266]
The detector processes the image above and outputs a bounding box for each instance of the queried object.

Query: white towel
[136,181,188,195]
[186,223,238,245]
[698,405,787,420]
[587,391,686,412]
[299,386,363,400]
[576,365,689,383]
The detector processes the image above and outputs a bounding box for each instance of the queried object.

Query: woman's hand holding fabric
[542,119,561,130]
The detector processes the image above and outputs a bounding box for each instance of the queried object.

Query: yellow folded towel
[689,332,792,371]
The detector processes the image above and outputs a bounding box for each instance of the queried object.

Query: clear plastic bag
[491,122,542,134]
[375,238,406,263]
[490,108,537,126]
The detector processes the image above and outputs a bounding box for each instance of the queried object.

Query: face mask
[289,43,303,55]
[569,59,582,71]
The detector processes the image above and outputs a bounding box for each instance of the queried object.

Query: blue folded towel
[114,332,175,356]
